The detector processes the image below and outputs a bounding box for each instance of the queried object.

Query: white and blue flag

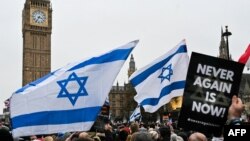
[129,40,189,113]
[104,96,110,106]
[10,40,139,137]
[129,105,141,122]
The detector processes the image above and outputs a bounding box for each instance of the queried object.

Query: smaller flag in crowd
[238,44,250,68]
[129,40,189,113]
[104,96,110,106]
[129,105,141,122]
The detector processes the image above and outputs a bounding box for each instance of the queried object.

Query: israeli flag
[129,105,141,122]
[129,40,189,113]
[10,40,138,137]
[104,96,110,106]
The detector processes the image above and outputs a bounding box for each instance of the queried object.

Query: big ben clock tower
[22,0,52,86]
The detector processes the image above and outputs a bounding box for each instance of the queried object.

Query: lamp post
[222,26,232,60]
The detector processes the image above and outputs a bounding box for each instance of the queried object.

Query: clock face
[32,10,46,24]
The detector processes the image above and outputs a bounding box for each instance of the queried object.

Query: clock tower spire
[128,54,136,78]
[22,0,52,86]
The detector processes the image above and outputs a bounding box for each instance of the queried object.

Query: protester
[130,122,139,134]
[159,126,171,141]
[148,130,159,141]
[177,132,188,141]
[209,95,245,140]
[65,132,80,141]
[171,133,184,141]
[139,123,147,132]
[104,123,114,141]
[0,128,14,141]
[118,129,129,141]
[131,132,153,141]
[126,122,139,141]
[0,119,10,131]
[44,136,54,141]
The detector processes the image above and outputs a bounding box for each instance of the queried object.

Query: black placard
[178,52,244,134]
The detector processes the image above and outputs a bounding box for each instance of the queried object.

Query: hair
[177,132,188,141]
[171,134,184,141]
[131,132,153,141]
[148,130,159,141]
[159,126,171,138]
[44,136,54,141]
[149,123,156,129]
[78,132,89,138]
[130,122,139,134]
[119,130,129,141]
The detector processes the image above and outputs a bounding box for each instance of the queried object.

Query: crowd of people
[0,95,246,141]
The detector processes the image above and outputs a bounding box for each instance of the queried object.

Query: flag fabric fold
[238,44,250,68]
[129,105,141,122]
[129,40,189,113]
[10,40,138,137]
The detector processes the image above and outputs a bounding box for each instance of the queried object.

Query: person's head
[188,132,207,141]
[177,132,188,141]
[44,136,54,141]
[78,132,89,139]
[130,122,139,134]
[131,132,153,141]
[148,130,159,141]
[171,134,184,141]
[0,120,9,132]
[159,126,171,139]
[149,123,155,129]
[118,129,129,141]
[30,135,37,140]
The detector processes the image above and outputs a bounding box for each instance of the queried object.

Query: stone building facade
[109,55,137,121]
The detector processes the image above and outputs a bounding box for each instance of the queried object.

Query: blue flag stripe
[11,106,102,129]
[140,81,185,106]
[15,70,57,94]
[130,45,186,87]
[69,48,134,71]
[132,113,141,119]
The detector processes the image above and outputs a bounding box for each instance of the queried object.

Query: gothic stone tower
[128,54,136,78]
[22,0,52,86]
[219,27,232,60]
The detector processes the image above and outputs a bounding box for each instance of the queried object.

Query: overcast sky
[1,0,250,113]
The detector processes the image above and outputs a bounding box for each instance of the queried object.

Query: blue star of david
[158,64,173,83]
[57,72,88,106]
